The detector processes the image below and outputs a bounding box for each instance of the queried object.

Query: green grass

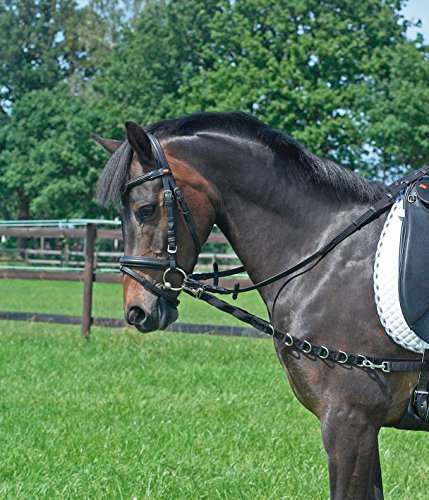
[0,324,428,499]
[0,278,267,326]
[0,280,428,498]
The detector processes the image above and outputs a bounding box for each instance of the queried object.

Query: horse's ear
[92,134,123,154]
[125,121,153,165]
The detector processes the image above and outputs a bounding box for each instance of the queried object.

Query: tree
[1,0,427,221]
[366,38,429,179]
[92,0,223,135]
[173,0,427,173]
[0,0,88,114]
[0,85,106,219]
[0,0,122,219]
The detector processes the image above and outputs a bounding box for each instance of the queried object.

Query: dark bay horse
[95,112,423,499]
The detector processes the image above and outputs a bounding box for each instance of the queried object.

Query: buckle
[319,346,330,359]
[182,285,204,298]
[358,357,391,373]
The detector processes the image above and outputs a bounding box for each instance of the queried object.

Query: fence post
[82,223,96,338]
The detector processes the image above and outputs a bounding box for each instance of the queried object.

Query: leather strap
[123,167,167,193]
[119,255,170,270]
[120,265,179,307]
[187,167,429,297]
[415,350,429,420]
[183,287,429,373]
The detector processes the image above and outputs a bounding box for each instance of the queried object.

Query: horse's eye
[137,204,156,221]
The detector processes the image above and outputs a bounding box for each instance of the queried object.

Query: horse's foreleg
[321,410,383,500]
[368,441,383,500]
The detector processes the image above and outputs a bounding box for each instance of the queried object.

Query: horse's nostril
[126,306,146,325]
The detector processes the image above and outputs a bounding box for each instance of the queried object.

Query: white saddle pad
[374,195,429,353]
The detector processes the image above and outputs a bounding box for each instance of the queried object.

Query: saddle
[399,176,429,344]
[398,176,429,426]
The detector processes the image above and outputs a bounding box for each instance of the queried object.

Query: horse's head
[94,122,216,332]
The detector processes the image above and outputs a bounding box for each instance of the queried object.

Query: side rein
[119,133,201,308]
[120,135,429,395]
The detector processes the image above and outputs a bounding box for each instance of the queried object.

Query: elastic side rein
[119,134,429,375]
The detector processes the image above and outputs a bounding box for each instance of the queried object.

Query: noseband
[119,133,200,307]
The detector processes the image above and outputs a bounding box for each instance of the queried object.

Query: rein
[120,134,429,374]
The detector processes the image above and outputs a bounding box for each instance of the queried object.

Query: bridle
[119,134,429,385]
[119,133,200,307]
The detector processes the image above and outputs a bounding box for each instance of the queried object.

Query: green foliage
[92,0,223,131]
[0,85,106,218]
[0,0,428,219]
[366,39,429,178]
[174,0,423,171]
[0,0,88,113]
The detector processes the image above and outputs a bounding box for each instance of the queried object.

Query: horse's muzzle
[125,298,178,333]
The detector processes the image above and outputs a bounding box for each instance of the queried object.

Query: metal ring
[319,346,330,359]
[267,324,275,337]
[337,351,349,364]
[302,340,312,353]
[284,334,294,347]
[163,267,187,291]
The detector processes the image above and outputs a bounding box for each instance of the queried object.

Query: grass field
[0,279,428,498]
[0,278,268,326]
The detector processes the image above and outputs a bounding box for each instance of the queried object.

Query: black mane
[97,111,385,207]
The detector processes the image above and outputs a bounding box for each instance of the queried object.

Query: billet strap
[187,167,429,296]
[121,265,179,307]
[183,287,429,373]
[162,173,177,270]
[415,350,429,421]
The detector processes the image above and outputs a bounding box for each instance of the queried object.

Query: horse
[94,111,426,499]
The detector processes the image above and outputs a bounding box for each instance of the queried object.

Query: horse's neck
[196,140,367,307]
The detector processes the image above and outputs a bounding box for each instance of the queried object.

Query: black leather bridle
[119,133,200,307]
[119,134,429,390]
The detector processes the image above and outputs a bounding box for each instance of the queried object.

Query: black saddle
[399,176,429,343]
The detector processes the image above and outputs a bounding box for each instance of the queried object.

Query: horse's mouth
[129,299,179,333]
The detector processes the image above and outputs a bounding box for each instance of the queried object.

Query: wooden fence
[0,224,251,337]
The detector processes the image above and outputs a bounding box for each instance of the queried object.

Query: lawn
[0,280,428,498]
[0,278,267,326]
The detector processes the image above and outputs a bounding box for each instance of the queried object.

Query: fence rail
[0,223,250,337]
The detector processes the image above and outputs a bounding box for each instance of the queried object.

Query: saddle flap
[399,178,429,343]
